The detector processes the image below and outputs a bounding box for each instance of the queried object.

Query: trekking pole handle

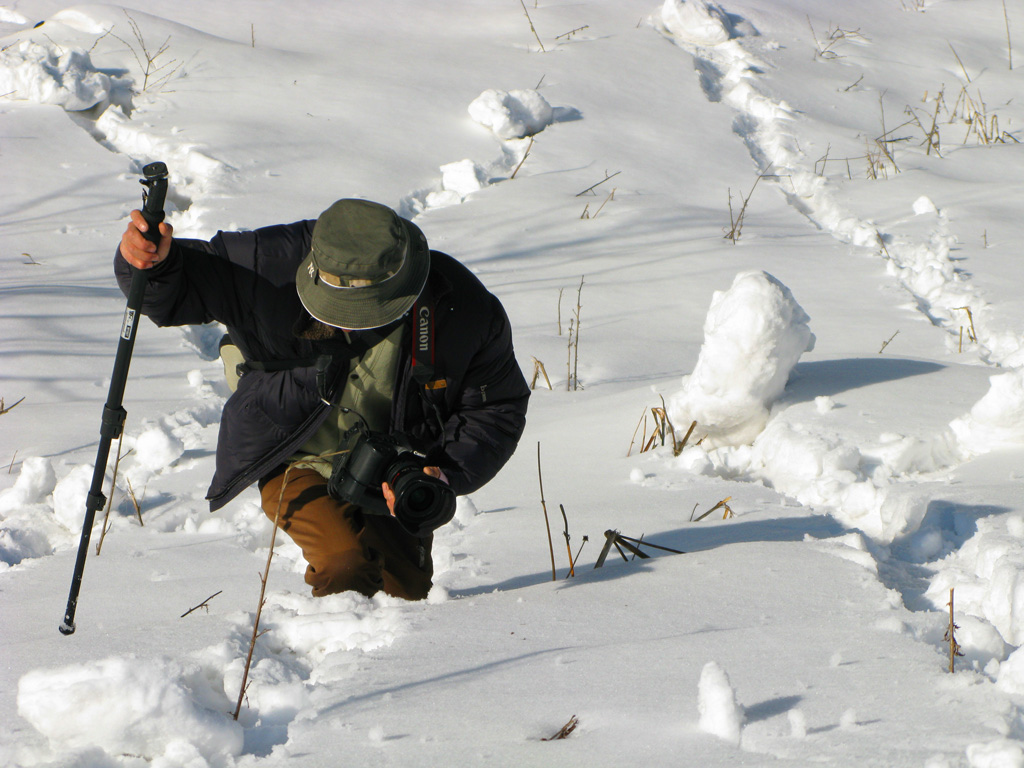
[139,162,169,247]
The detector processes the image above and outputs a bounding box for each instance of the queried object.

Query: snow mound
[745,422,940,543]
[965,738,1024,768]
[0,9,29,24]
[0,458,67,566]
[934,525,1024,648]
[425,158,490,208]
[0,457,56,515]
[134,422,186,471]
[0,40,111,110]
[950,368,1024,457]
[660,0,735,47]
[698,661,745,744]
[788,709,808,739]
[17,655,244,765]
[51,464,98,533]
[913,195,939,215]
[453,494,480,526]
[468,89,554,140]
[669,271,815,448]
[997,647,1024,695]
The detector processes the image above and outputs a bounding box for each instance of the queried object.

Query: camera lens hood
[391,467,456,537]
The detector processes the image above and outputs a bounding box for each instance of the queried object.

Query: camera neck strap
[410,288,442,390]
[410,286,449,445]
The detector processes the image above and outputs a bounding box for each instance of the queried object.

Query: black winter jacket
[115,220,530,512]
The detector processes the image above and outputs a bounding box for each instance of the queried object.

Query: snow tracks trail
[656,0,1024,710]
[656,0,1022,368]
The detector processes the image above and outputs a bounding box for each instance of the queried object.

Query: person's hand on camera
[381,466,445,516]
[119,209,173,269]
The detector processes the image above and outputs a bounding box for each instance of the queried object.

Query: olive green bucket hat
[296,199,430,330]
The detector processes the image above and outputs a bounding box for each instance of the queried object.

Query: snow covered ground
[2,0,1024,765]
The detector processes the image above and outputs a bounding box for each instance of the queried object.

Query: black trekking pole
[59,161,168,636]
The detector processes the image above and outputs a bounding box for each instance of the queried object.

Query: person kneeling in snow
[116,199,529,600]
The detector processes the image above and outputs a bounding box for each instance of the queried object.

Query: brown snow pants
[259,467,433,600]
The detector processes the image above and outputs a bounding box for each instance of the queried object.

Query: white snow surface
[3,0,1024,765]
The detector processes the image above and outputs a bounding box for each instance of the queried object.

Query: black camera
[328,428,456,537]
